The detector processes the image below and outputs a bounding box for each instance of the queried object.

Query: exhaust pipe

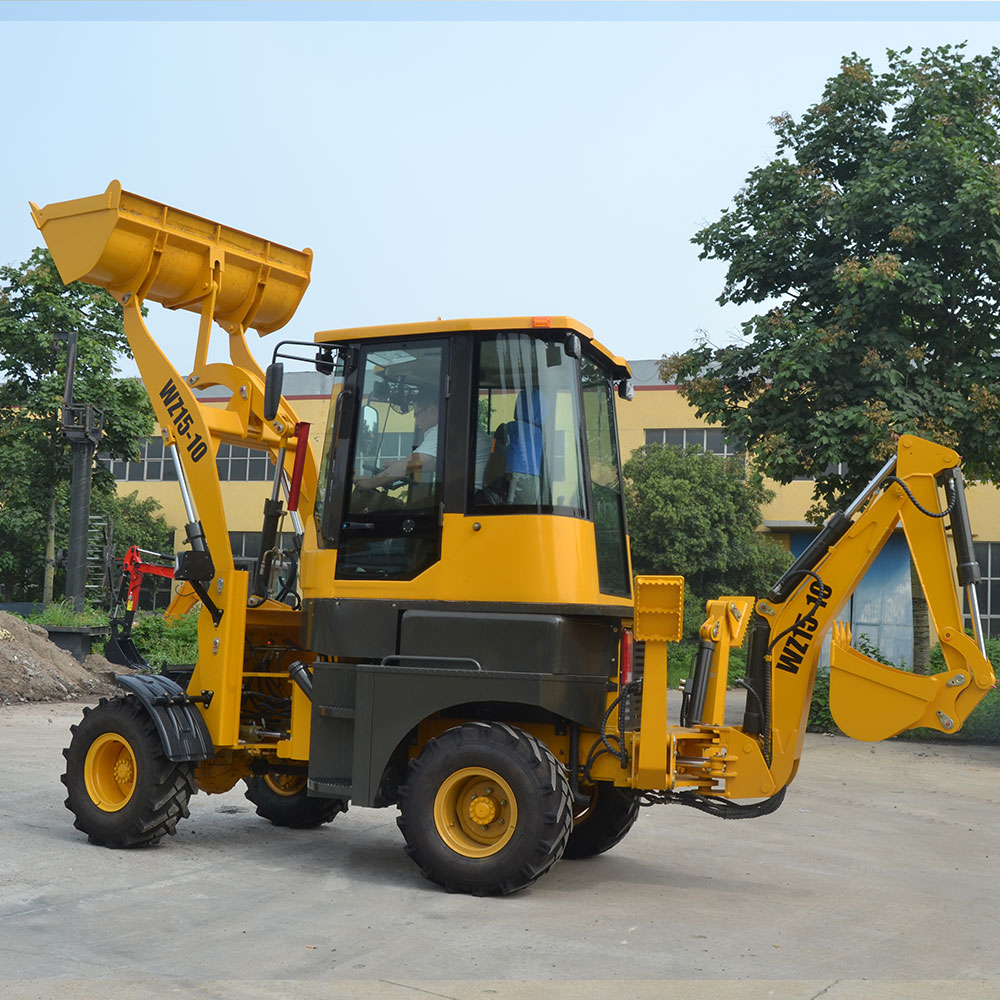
[288,660,314,701]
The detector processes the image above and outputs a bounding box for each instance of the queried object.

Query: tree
[624,444,792,610]
[662,44,1000,669]
[94,491,173,559]
[0,248,158,603]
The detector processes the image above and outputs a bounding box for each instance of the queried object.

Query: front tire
[61,696,195,847]
[563,781,640,859]
[244,773,347,828]
[397,723,573,896]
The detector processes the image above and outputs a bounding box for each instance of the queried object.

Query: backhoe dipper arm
[115,546,175,621]
[747,435,994,791]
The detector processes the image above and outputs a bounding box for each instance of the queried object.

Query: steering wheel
[356,476,414,512]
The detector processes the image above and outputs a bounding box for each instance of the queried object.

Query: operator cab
[306,317,633,599]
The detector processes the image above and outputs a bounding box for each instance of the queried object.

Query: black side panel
[399,611,616,677]
[114,673,214,762]
[303,597,630,661]
[305,599,399,659]
[309,661,608,806]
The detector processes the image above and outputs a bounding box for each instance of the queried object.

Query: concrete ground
[1,698,998,1000]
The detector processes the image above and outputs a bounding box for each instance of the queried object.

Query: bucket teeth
[832,621,853,646]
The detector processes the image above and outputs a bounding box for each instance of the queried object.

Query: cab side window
[470,333,585,516]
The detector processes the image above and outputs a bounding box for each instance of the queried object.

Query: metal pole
[60,331,103,613]
[66,436,95,612]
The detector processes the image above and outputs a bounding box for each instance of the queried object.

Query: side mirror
[264,362,284,421]
[315,345,334,376]
[617,378,634,401]
[564,333,581,359]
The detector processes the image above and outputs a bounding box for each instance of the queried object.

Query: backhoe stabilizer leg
[632,593,779,800]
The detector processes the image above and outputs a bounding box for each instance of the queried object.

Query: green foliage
[92,491,173,559]
[662,44,1000,518]
[668,641,747,688]
[852,632,893,665]
[808,672,835,731]
[16,601,199,668]
[128,612,200,669]
[952,685,1000,744]
[0,248,157,600]
[624,442,792,598]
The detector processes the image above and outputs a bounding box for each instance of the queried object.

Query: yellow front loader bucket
[30,180,312,335]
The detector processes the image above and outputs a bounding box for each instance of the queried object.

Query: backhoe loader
[32,182,996,895]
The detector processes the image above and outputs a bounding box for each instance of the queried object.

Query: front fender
[115,673,214,762]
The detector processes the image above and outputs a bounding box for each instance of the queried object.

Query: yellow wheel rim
[573,785,598,826]
[433,767,517,858]
[84,732,137,813]
[264,773,307,797]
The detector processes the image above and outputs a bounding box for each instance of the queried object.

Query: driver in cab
[355,386,439,492]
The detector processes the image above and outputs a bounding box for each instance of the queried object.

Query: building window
[100,437,178,482]
[216,443,271,482]
[645,428,744,461]
[373,432,413,467]
[971,542,1000,639]
[102,438,273,482]
[230,531,263,590]
[229,531,261,569]
[792,462,849,483]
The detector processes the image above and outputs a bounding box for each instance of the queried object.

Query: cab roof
[314,315,631,379]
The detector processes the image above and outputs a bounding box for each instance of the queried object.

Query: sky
[4,1,1000,380]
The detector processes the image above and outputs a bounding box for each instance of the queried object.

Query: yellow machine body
[35,184,996,880]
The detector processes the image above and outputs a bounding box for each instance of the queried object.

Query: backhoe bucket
[30,180,312,335]
[104,632,151,671]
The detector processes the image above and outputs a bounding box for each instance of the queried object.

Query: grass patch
[15,602,200,670]
[24,601,108,628]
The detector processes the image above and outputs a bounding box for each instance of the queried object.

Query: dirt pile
[0,611,117,704]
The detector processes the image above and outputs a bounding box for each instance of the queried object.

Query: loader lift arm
[31,180,317,749]
[630,434,996,806]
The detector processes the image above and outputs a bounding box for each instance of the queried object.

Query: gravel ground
[1,697,998,999]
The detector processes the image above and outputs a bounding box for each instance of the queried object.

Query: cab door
[335,340,448,581]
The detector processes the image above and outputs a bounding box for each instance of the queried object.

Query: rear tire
[244,774,347,828]
[61,696,195,847]
[397,722,573,896]
[563,781,640,859]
